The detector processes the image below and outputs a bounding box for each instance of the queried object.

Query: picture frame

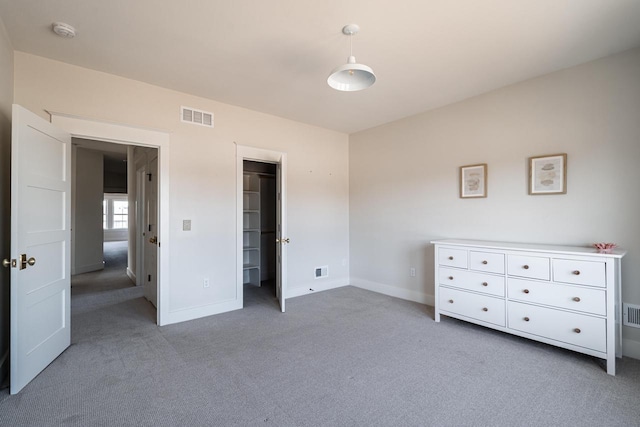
[459,163,487,198]
[528,153,567,195]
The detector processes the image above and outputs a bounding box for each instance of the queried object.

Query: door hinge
[148,274,151,282]
[147,173,152,181]
[148,224,152,232]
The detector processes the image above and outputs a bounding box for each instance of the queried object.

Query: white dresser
[431,239,626,375]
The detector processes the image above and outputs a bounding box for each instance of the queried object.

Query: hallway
[71,241,149,318]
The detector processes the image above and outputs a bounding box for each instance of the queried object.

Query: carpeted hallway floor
[1,245,639,426]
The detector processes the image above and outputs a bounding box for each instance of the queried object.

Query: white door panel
[276,161,287,313]
[144,156,158,307]
[10,105,71,394]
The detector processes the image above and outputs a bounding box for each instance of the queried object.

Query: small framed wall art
[528,153,567,195]
[460,163,487,198]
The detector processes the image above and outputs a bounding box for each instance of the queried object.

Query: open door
[144,155,158,307]
[7,105,71,394]
[237,146,287,312]
[275,162,287,312]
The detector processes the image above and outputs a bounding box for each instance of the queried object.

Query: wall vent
[181,106,214,128]
[315,266,328,279]
[623,303,640,328]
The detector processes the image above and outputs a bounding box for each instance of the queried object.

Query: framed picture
[460,163,487,198]
[529,153,567,195]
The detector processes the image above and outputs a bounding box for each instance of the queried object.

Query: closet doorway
[242,161,277,307]
[236,145,288,312]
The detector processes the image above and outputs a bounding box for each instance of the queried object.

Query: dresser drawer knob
[523,289,530,294]
[523,265,530,270]
[482,260,488,265]
[524,317,530,322]
[448,256,454,260]
[572,270,581,275]
[573,297,581,302]
[574,328,581,334]
[448,299,454,304]
[482,307,488,312]
[482,282,488,287]
[448,276,454,280]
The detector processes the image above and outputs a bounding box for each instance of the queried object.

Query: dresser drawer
[469,251,505,274]
[439,268,505,297]
[438,248,467,268]
[507,278,605,316]
[553,259,606,288]
[439,287,505,326]
[507,301,606,353]
[507,255,550,280]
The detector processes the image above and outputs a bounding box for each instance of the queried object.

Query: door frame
[236,145,287,308]
[49,112,170,325]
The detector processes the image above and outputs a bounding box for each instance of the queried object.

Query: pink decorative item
[593,243,617,253]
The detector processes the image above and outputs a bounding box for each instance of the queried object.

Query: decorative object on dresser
[528,153,567,195]
[459,163,487,198]
[431,239,625,375]
[593,242,617,253]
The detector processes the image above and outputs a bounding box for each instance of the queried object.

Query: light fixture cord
[350,33,353,57]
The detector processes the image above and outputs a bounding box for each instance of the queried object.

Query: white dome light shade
[327,56,376,91]
[328,24,376,92]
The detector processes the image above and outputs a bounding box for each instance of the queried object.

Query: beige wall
[14,52,350,321]
[0,17,12,383]
[72,146,104,274]
[349,47,640,355]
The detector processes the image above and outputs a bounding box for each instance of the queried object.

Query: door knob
[276,238,290,244]
[149,236,158,245]
[19,254,36,270]
[2,259,16,268]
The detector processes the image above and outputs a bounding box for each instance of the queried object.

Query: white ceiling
[2,0,640,134]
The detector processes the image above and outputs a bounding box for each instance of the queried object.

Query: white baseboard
[72,262,104,275]
[126,268,136,284]
[160,299,243,326]
[287,278,350,299]
[350,277,435,306]
[623,338,640,360]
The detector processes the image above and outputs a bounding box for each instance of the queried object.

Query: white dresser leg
[606,356,616,375]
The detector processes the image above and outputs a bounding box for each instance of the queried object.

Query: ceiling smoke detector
[52,22,76,38]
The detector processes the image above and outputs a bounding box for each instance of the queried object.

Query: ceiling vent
[181,106,214,128]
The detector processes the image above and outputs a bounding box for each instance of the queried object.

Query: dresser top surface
[431,239,626,258]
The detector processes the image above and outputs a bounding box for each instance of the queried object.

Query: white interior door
[9,105,71,394]
[276,162,287,313]
[135,166,146,287]
[144,156,158,307]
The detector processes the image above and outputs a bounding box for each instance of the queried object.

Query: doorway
[242,160,277,308]
[50,112,169,325]
[70,139,159,316]
[236,145,288,312]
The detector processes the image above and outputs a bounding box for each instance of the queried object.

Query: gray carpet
[1,261,639,425]
[71,240,143,316]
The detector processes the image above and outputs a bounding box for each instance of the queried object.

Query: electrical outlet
[203,277,210,288]
[410,267,416,277]
[183,219,192,231]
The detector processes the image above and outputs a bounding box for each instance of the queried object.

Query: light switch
[183,220,191,231]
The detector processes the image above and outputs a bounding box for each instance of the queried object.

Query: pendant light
[327,24,376,92]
